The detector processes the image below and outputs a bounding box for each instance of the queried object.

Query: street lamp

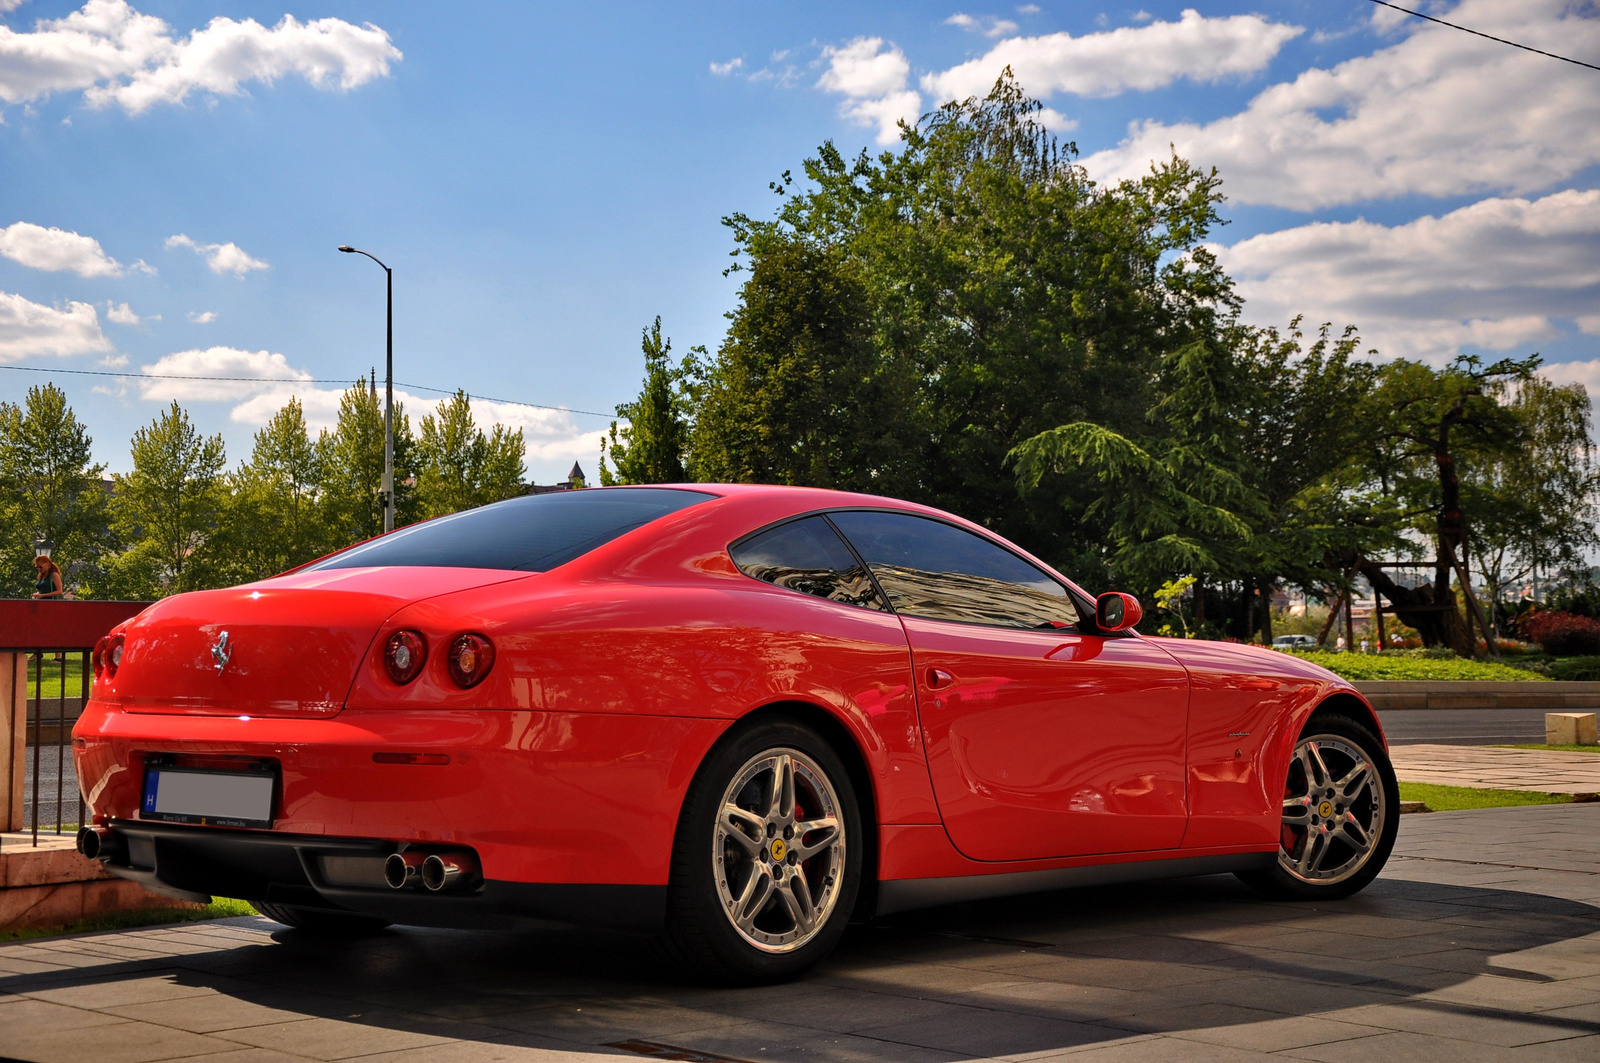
[338,245,394,534]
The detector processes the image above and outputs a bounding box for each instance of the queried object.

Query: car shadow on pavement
[5,873,1600,1061]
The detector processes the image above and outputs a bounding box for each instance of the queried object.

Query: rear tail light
[104,634,125,678]
[447,634,495,688]
[92,636,109,677]
[383,630,427,684]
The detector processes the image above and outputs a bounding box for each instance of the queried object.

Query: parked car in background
[1274,634,1320,650]
[75,485,1398,982]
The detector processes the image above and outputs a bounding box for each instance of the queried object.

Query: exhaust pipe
[76,826,121,863]
[384,851,425,889]
[421,851,480,892]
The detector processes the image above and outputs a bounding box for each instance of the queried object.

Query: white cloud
[97,353,127,367]
[0,0,400,114]
[1213,189,1600,363]
[817,38,922,145]
[166,233,267,276]
[187,309,215,323]
[137,346,309,403]
[0,290,110,361]
[945,13,1019,38]
[1540,359,1600,405]
[1016,5,1040,14]
[923,9,1301,104]
[709,57,742,76]
[1084,0,1600,209]
[0,2,30,14]
[0,221,120,276]
[104,300,141,324]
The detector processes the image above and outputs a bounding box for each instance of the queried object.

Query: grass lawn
[1497,744,1600,754]
[1290,650,1548,682]
[0,897,257,944]
[22,653,92,701]
[1398,781,1577,811]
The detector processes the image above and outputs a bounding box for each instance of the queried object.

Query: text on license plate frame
[141,766,276,828]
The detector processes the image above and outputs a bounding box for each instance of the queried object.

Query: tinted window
[729,516,887,612]
[829,511,1076,629]
[306,488,713,572]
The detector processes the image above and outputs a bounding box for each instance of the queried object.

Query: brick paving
[1389,744,1600,794]
[0,803,1597,1062]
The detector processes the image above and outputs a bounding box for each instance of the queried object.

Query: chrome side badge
[211,630,232,674]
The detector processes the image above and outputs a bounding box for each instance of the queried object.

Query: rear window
[305,488,714,572]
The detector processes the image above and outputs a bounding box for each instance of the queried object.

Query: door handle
[926,667,954,689]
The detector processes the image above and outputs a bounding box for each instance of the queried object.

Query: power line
[1366,0,1600,73]
[0,362,615,419]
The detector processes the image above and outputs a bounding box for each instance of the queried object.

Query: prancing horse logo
[211,630,232,674]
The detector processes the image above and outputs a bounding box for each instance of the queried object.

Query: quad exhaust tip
[76,826,121,863]
[384,849,480,892]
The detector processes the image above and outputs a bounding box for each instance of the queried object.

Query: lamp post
[338,246,394,534]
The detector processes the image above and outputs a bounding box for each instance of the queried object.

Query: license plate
[141,767,275,828]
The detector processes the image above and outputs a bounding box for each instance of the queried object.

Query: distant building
[526,462,587,495]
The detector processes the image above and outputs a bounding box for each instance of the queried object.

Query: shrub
[1546,655,1600,681]
[1521,611,1600,656]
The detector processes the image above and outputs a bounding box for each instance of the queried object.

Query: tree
[601,317,693,485]
[413,391,525,519]
[103,403,227,598]
[1350,355,1536,656]
[213,399,328,583]
[317,380,415,542]
[0,384,112,597]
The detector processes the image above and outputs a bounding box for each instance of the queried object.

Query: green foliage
[1397,782,1572,811]
[601,318,693,485]
[0,384,113,597]
[212,399,329,583]
[413,391,525,520]
[1154,576,1196,637]
[0,897,256,943]
[1544,656,1600,682]
[1288,650,1546,682]
[101,403,227,599]
[317,380,416,542]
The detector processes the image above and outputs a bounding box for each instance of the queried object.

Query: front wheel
[1237,714,1399,900]
[663,720,861,983]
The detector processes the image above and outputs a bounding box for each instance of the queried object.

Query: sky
[1,0,1597,483]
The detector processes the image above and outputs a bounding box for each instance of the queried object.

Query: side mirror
[1095,592,1143,633]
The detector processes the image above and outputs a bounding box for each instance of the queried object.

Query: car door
[829,510,1189,862]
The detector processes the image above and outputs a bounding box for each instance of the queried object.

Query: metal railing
[24,650,90,845]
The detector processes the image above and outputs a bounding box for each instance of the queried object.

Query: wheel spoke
[1300,742,1332,789]
[721,804,765,855]
[791,815,840,861]
[732,864,774,932]
[764,755,795,820]
[1335,760,1372,800]
[1281,795,1312,826]
[777,873,816,934]
[1297,826,1330,875]
[1338,812,1373,853]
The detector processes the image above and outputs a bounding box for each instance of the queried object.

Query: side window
[729,516,888,612]
[829,511,1077,629]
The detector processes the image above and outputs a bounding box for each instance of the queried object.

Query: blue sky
[2,1,1597,482]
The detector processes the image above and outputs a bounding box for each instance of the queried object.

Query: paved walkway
[1,803,1598,1062]
[1389,743,1600,794]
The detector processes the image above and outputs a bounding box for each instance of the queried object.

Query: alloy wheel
[1279,735,1387,885]
[713,748,847,953]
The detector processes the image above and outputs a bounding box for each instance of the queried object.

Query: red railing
[1,600,152,846]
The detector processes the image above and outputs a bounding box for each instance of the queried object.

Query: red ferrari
[74,485,1398,981]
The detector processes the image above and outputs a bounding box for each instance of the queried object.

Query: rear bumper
[93,819,665,930]
[74,701,729,892]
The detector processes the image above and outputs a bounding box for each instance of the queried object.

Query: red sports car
[74,485,1398,981]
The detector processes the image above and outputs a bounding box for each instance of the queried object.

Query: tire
[1237,713,1400,900]
[252,901,390,935]
[663,719,862,984]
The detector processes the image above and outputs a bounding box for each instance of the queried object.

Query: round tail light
[92,636,109,677]
[447,634,495,688]
[383,630,427,684]
[105,634,125,678]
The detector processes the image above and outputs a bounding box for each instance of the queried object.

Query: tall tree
[317,380,415,542]
[214,399,328,582]
[104,403,227,598]
[413,391,525,519]
[0,384,112,597]
[601,317,693,485]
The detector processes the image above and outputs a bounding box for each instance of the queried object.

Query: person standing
[31,554,63,599]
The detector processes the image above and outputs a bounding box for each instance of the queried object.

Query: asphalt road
[1377,707,1552,746]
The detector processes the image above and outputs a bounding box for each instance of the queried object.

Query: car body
[1273,634,1319,649]
[74,484,1397,980]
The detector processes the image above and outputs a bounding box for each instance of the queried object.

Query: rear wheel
[1238,714,1399,900]
[664,720,861,983]
[252,901,390,935]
